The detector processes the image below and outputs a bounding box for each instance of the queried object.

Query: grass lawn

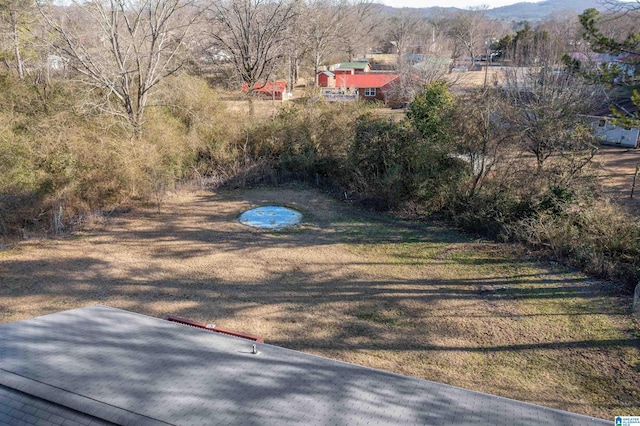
[0,185,638,419]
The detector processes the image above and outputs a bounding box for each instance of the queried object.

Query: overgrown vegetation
[0,74,227,232]
[0,68,638,290]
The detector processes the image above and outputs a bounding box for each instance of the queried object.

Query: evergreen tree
[576,8,640,127]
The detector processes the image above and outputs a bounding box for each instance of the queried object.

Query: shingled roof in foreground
[0,305,610,426]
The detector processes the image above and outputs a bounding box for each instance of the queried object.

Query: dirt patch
[0,184,638,419]
[593,146,640,213]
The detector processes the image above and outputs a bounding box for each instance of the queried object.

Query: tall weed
[516,199,640,288]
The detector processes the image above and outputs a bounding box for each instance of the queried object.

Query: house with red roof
[320,72,401,104]
[241,80,288,100]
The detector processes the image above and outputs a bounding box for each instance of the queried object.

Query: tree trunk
[287,54,293,95]
[247,93,255,117]
[9,9,24,80]
[313,51,320,89]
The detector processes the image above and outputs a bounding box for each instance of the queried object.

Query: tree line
[2,0,638,131]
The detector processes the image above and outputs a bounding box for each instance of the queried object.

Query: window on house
[364,88,376,97]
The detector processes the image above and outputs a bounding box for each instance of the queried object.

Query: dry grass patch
[449,68,506,91]
[0,184,637,419]
[592,146,640,214]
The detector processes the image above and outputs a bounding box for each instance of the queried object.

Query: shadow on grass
[268,336,640,353]
[0,258,607,309]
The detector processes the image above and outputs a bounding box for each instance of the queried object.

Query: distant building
[317,71,335,88]
[319,73,401,104]
[582,97,640,148]
[330,61,371,74]
[241,81,288,101]
[569,52,638,82]
[588,116,639,148]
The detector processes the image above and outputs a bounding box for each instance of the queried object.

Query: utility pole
[483,42,490,89]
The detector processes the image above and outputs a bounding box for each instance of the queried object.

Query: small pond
[238,206,302,230]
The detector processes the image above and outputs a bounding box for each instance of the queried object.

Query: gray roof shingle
[0,385,113,426]
[0,305,610,426]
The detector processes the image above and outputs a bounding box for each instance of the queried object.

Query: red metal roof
[241,81,287,93]
[333,73,399,89]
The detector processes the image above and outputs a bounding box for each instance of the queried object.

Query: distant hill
[374,4,456,17]
[486,0,605,21]
[378,0,611,22]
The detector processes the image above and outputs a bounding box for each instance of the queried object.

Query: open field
[1,185,638,419]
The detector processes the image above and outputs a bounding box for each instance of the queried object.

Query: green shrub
[348,116,416,202]
[347,113,467,211]
[407,80,455,145]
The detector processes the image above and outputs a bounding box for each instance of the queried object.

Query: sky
[379,0,542,9]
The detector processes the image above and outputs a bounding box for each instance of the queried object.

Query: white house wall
[592,119,640,148]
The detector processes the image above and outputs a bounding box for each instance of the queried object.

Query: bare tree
[302,0,348,89]
[501,66,601,173]
[284,24,304,92]
[586,2,640,44]
[340,0,379,60]
[39,0,197,135]
[502,21,569,67]
[447,8,493,69]
[300,0,380,87]
[207,0,297,114]
[452,89,512,197]
[423,12,454,57]
[385,12,422,62]
[0,0,34,79]
[538,10,582,56]
[384,57,452,107]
